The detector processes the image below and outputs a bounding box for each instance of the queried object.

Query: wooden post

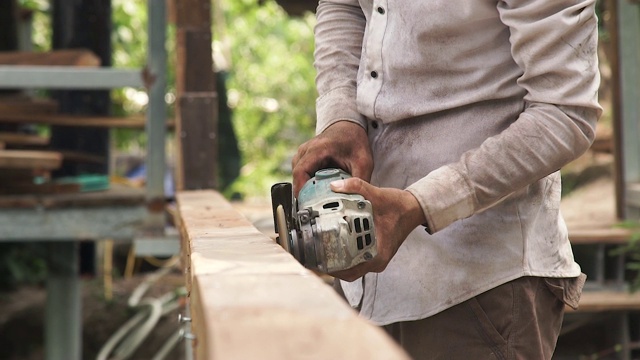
[51,0,111,177]
[177,190,410,359]
[0,0,19,131]
[609,0,640,220]
[0,0,18,51]
[173,0,218,190]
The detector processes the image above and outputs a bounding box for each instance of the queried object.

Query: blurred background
[0,0,637,359]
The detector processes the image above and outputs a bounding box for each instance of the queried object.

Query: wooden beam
[174,0,218,191]
[569,291,640,312]
[177,190,409,360]
[0,49,101,67]
[0,182,81,195]
[0,97,58,115]
[58,150,106,164]
[0,132,49,147]
[173,0,212,29]
[568,227,632,244]
[0,184,145,209]
[177,93,218,190]
[0,113,174,128]
[0,150,62,170]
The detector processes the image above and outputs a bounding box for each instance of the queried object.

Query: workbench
[0,186,147,359]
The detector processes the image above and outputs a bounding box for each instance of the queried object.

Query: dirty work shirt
[314,0,602,325]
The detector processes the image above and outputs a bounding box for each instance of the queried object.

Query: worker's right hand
[292,121,373,196]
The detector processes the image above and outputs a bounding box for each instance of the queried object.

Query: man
[291,0,601,358]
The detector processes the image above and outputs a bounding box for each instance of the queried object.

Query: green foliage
[221,0,317,198]
[18,0,51,51]
[609,221,640,292]
[21,0,318,197]
[0,244,47,290]
[110,0,179,153]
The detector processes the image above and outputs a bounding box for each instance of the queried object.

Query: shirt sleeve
[314,0,368,134]
[406,0,602,233]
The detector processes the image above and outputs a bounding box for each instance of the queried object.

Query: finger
[349,155,374,183]
[292,154,327,195]
[292,167,311,196]
[330,177,372,199]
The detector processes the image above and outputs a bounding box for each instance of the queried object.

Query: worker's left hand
[328,177,427,282]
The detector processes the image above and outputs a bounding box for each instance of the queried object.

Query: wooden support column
[174,0,218,190]
[0,0,19,131]
[177,190,410,359]
[609,0,640,219]
[51,0,112,176]
[0,0,18,52]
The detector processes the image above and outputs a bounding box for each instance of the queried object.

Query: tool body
[271,169,377,273]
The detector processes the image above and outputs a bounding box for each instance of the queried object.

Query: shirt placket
[357,0,388,121]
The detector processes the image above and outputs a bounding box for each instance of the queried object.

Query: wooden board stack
[0,49,104,195]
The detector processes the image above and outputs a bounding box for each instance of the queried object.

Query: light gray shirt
[314,0,601,325]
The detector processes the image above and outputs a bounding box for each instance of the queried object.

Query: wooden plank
[591,132,613,153]
[0,182,81,195]
[0,132,49,147]
[568,227,632,244]
[0,113,174,128]
[0,184,145,209]
[58,150,105,164]
[0,150,62,170]
[177,190,409,360]
[0,168,41,182]
[0,97,58,115]
[561,177,621,239]
[561,176,635,244]
[0,49,100,67]
[0,204,147,241]
[569,291,640,312]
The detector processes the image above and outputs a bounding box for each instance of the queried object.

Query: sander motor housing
[271,169,377,273]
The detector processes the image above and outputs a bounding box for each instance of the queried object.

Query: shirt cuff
[406,165,476,233]
[316,86,367,134]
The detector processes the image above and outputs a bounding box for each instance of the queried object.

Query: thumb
[330,177,370,198]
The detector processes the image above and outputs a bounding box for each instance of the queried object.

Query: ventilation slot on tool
[323,202,340,210]
[357,236,364,250]
[354,218,362,233]
[365,234,372,246]
[363,218,370,231]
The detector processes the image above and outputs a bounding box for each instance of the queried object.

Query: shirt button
[377,7,385,14]
[370,71,378,78]
[371,121,379,129]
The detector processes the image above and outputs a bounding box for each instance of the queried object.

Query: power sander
[270,168,377,273]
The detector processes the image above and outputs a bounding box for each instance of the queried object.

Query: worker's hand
[292,121,373,196]
[328,177,427,282]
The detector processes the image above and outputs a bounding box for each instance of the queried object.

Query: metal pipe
[45,242,81,360]
[0,66,144,89]
[145,0,168,231]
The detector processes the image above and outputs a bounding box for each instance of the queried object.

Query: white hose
[96,265,185,360]
[128,266,174,308]
[96,307,151,360]
[151,329,184,360]
[112,298,164,359]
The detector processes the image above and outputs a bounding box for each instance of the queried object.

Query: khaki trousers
[337,276,582,360]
